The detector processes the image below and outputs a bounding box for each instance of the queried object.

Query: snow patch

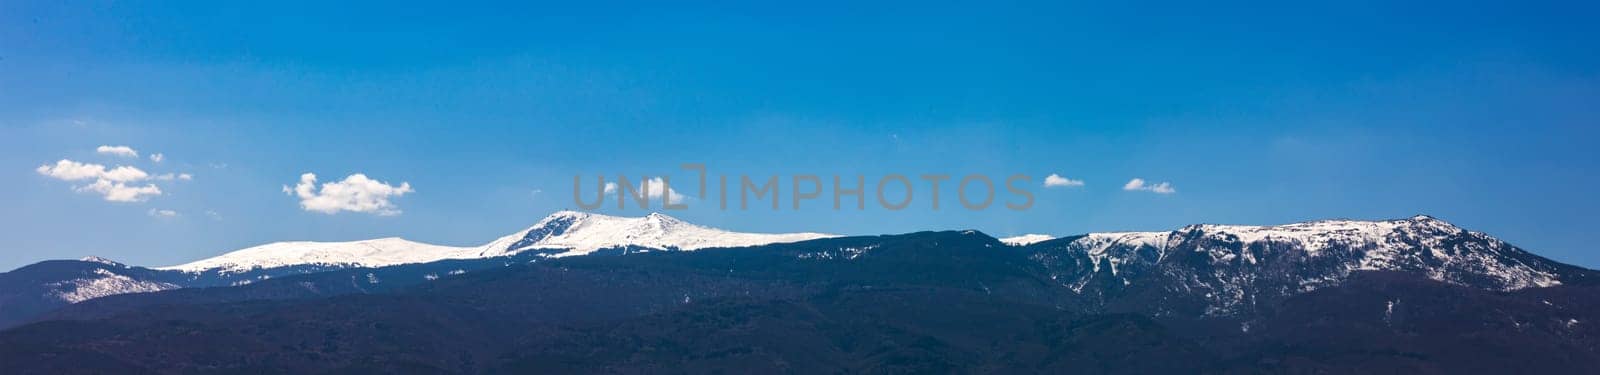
[157,237,482,273]
[78,256,126,267]
[46,269,178,303]
[482,211,836,258]
[1000,234,1055,246]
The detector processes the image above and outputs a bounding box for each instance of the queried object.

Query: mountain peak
[644,211,679,221]
[487,211,835,258]
[78,256,125,267]
[542,210,594,222]
[1000,234,1056,246]
[1175,215,1462,235]
[1045,215,1569,301]
[156,238,480,273]
[1397,214,1459,228]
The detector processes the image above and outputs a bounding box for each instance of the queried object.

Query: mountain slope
[0,258,179,329]
[155,237,483,274]
[477,211,837,258]
[1024,215,1597,317]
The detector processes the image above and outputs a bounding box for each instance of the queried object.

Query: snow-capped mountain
[479,211,838,258]
[0,211,836,328]
[0,258,184,328]
[157,238,485,274]
[1025,215,1595,316]
[49,266,178,303]
[4,212,1593,328]
[13,217,1600,373]
[155,211,834,275]
[1000,234,1055,246]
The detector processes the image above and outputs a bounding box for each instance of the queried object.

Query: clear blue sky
[3,1,1597,270]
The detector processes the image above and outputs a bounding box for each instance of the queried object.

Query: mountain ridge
[7,225,1599,373]
[153,210,837,274]
[4,212,1593,330]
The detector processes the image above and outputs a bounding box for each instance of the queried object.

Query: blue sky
[3,1,1598,270]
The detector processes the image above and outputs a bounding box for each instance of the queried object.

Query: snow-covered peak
[157,237,482,274]
[1048,215,1564,293]
[544,210,593,221]
[1000,234,1056,246]
[159,211,837,274]
[1173,215,1467,256]
[482,211,837,258]
[1072,231,1172,253]
[79,256,126,267]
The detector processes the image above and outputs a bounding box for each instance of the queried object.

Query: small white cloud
[37,159,148,182]
[1043,174,1085,188]
[205,210,223,221]
[1123,178,1176,194]
[603,177,688,204]
[36,160,106,181]
[36,159,163,202]
[149,153,165,163]
[284,173,415,216]
[1122,178,1145,190]
[147,209,179,218]
[96,145,139,158]
[153,173,194,181]
[102,167,148,182]
[78,179,163,202]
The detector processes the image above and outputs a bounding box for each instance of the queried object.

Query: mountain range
[0,211,834,329]
[2,212,1597,373]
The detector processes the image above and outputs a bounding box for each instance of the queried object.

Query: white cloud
[1122,178,1145,190]
[153,173,194,181]
[1043,174,1085,188]
[1123,178,1176,194]
[36,160,107,181]
[102,167,148,182]
[36,159,148,182]
[36,159,163,202]
[147,209,179,218]
[96,145,139,158]
[78,179,163,202]
[149,153,164,163]
[603,177,689,204]
[283,173,415,216]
